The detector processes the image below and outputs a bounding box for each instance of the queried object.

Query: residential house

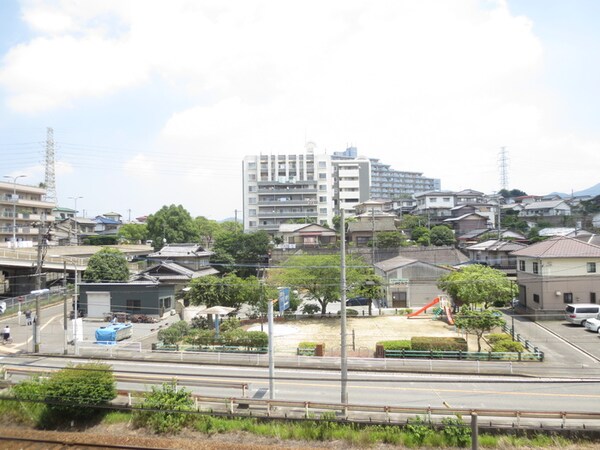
[465,239,527,271]
[141,243,219,293]
[53,217,97,245]
[347,209,397,246]
[443,212,488,237]
[510,236,600,319]
[375,256,451,308]
[518,200,571,218]
[94,215,122,235]
[276,223,337,249]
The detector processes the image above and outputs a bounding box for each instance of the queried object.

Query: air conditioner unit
[555,291,562,296]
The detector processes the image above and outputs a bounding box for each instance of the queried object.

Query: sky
[1,0,599,221]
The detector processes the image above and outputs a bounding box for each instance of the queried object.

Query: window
[126,299,141,313]
[248,162,256,169]
[249,209,256,217]
[319,208,327,214]
[591,292,597,304]
[319,173,327,179]
[248,185,257,192]
[319,196,327,202]
[318,161,326,168]
[430,198,437,203]
[587,262,596,273]
[248,197,257,204]
[563,292,573,304]
[533,294,540,303]
[519,260,525,271]
[249,221,257,227]
[319,185,327,191]
[532,262,539,274]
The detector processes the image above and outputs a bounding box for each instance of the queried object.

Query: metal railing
[383,349,543,362]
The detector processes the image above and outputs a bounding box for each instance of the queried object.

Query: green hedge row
[377,337,468,352]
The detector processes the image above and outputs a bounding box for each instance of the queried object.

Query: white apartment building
[332,158,371,216]
[243,143,335,233]
[0,180,56,248]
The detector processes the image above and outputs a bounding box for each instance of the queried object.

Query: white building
[242,143,335,233]
[332,158,371,216]
[0,180,55,248]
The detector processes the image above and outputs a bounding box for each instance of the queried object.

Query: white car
[583,317,600,333]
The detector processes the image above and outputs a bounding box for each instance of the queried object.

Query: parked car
[565,303,600,326]
[346,297,370,306]
[584,314,600,333]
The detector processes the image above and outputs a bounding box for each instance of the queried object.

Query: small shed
[78,281,175,318]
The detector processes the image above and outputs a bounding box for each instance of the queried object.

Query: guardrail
[383,349,544,362]
[501,322,544,357]
[1,365,248,397]
[153,343,267,354]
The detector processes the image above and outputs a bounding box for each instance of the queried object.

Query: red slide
[444,305,455,325]
[407,297,440,318]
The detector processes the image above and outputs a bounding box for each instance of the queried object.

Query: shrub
[191,315,209,329]
[301,304,321,315]
[133,381,195,434]
[6,378,47,425]
[298,342,318,349]
[44,363,116,424]
[219,317,241,333]
[158,321,190,345]
[337,309,359,316]
[441,416,471,447]
[184,329,215,346]
[411,337,468,351]
[246,330,268,348]
[486,333,512,344]
[492,340,525,352]
[377,340,412,350]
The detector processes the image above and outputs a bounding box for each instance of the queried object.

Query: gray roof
[149,243,214,258]
[466,240,527,253]
[394,246,469,266]
[510,236,600,258]
[375,256,417,272]
[348,221,397,233]
[523,200,568,210]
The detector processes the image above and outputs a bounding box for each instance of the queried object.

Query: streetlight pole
[68,196,83,245]
[52,255,79,355]
[3,174,27,248]
[340,208,348,407]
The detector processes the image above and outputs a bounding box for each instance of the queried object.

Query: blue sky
[1,0,599,221]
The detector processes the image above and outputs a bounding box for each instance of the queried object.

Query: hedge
[486,333,512,344]
[377,340,412,351]
[492,340,525,352]
[410,337,468,351]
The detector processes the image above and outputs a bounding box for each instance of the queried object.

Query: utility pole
[63,261,68,355]
[340,208,348,406]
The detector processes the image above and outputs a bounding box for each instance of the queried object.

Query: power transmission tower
[44,127,57,203]
[498,146,509,191]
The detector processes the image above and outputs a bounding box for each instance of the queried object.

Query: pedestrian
[2,325,10,343]
[25,309,32,326]
[111,315,118,325]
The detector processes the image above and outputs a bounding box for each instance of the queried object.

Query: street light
[68,196,83,245]
[52,255,80,355]
[3,174,27,248]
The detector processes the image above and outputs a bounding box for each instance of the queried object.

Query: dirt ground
[248,314,487,356]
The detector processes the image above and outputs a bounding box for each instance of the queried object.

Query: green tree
[351,270,385,316]
[146,205,199,249]
[437,264,517,308]
[186,273,266,310]
[117,223,148,244]
[194,216,220,248]
[429,225,455,246]
[411,226,430,246]
[454,308,505,352]
[212,230,271,277]
[398,214,424,231]
[83,247,129,282]
[270,254,371,315]
[374,231,407,248]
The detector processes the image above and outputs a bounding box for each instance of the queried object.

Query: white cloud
[1,0,597,217]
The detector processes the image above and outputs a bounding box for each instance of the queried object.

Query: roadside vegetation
[1,367,595,448]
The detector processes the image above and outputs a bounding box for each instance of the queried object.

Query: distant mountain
[549,183,600,199]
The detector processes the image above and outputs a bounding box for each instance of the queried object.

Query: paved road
[3,355,599,415]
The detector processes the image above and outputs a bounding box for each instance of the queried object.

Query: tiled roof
[510,236,600,258]
[375,256,417,272]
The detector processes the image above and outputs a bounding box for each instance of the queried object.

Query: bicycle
[0,336,13,345]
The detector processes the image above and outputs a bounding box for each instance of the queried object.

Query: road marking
[14,312,63,348]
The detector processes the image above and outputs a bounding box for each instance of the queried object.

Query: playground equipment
[407,296,454,325]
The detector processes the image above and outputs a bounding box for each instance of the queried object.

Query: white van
[565,303,600,326]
